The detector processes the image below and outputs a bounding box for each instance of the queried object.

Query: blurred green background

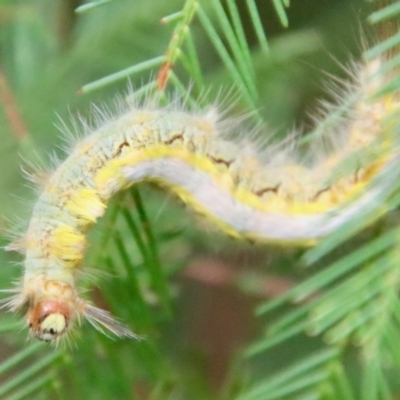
[0,0,380,399]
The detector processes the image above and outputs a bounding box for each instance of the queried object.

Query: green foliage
[1,0,400,399]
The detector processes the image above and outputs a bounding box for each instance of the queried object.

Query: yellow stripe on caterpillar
[48,226,87,267]
[65,188,106,223]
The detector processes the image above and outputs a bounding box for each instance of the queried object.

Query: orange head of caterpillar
[10,278,80,343]
[26,299,71,342]
[7,277,139,342]
[24,299,141,342]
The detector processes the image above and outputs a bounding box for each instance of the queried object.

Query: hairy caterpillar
[1,55,398,344]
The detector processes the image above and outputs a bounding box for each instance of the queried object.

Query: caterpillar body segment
[3,58,399,343]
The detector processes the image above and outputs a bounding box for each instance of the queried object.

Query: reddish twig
[182,257,295,299]
[156,61,172,91]
[0,63,28,140]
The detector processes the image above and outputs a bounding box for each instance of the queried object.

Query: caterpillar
[1,53,398,344]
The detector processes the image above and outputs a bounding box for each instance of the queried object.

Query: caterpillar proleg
[2,53,398,343]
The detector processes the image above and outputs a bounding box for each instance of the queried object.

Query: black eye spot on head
[37,313,68,342]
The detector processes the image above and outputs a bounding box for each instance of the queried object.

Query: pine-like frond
[2,0,400,399]
[240,1,400,397]
[79,0,288,112]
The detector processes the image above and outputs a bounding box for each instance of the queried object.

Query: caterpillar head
[25,297,139,343]
[0,280,76,343]
[26,300,70,342]
[6,278,139,342]
[25,301,140,343]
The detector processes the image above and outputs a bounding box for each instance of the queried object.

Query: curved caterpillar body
[2,58,398,343]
